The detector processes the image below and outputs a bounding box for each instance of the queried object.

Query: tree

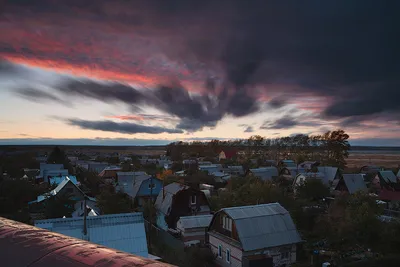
[44,193,76,219]
[96,185,133,214]
[47,146,72,172]
[142,199,157,224]
[296,178,330,202]
[321,129,350,169]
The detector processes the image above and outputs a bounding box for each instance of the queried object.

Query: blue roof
[49,176,78,186]
[34,213,149,258]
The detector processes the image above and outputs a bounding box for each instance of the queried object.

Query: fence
[144,220,185,252]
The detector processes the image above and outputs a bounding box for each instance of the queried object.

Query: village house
[372,170,398,191]
[98,166,122,183]
[334,174,367,195]
[37,163,65,183]
[155,182,211,230]
[176,214,213,247]
[199,164,223,175]
[226,166,245,176]
[293,172,327,193]
[218,150,237,161]
[248,167,279,181]
[49,175,78,186]
[208,203,302,267]
[131,176,163,209]
[28,176,98,218]
[317,166,341,183]
[116,171,150,197]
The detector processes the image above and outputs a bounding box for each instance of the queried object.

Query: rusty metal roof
[0,217,175,267]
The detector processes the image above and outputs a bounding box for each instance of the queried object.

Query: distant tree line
[166,129,350,169]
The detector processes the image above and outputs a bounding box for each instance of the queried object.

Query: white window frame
[226,248,231,263]
[218,245,222,258]
[191,195,197,205]
[222,216,232,231]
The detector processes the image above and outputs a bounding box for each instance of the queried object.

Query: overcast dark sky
[0,1,399,145]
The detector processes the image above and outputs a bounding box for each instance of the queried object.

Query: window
[222,216,232,231]
[148,183,156,190]
[226,248,231,263]
[218,245,222,258]
[191,195,197,205]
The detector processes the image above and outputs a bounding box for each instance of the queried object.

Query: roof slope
[155,183,189,215]
[0,217,173,267]
[220,203,302,251]
[250,167,278,181]
[178,215,213,229]
[342,174,367,194]
[35,213,149,258]
[318,166,338,181]
[379,171,397,183]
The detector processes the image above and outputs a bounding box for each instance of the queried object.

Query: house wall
[137,178,162,198]
[178,227,208,245]
[165,189,210,229]
[242,244,297,267]
[60,182,85,199]
[209,233,242,267]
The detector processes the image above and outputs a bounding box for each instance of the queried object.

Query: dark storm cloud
[244,126,254,133]
[4,1,400,127]
[66,119,183,134]
[15,88,64,103]
[17,79,259,131]
[260,116,298,130]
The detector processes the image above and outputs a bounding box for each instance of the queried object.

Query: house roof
[155,183,189,215]
[39,163,64,177]
[0,217,174,267]
[379,189,400,201]
[98,168,122,178]
[341,174,367,194]
[378,171,397,183]
[34,213,149,258]
[249,167,278,181]
[49,175,78,186]
[220,150,237,159]
[35,177,86,203]
[217,203,302,251]
[317,166,338,181]
[131,177,160,199]
[177,215,213,229]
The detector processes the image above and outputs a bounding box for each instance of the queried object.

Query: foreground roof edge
[0,217,175,267]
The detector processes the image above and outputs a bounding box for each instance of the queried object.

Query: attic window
[222,215,232,231]
[191,195,197,205]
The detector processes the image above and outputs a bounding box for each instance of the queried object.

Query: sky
[0,1,399,146]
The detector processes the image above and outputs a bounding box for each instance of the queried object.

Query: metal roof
[249,167,278,181]
[378,171,397,183]
[117,171,147,176]
[341,174,367,194]
[0,217,174,267]
[131,176,159,198]
[155,183,189,215]
[40,163,64,177]
[317,166,338,181]
[177,215,213,229]
[49,175,78,186]
[35,213,149,258]
[219,203,302,251]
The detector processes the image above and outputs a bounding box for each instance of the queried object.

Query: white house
[208,203,302,267]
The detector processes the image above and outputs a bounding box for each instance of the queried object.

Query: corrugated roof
[177,215,213,229]
[155,183,188,215]
[250,167,278,181]
[0,217,173,267]
[220,203,302,251]
[131,177,159,198]
[318,166,338,181]
[342,174,367,194]
[49,175,78,186]
[379,171,397,183]
[35,213,149,258]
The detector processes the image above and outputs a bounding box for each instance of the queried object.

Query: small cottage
[334,174,367,194]
[176,215,213,247]
[155,183,211,230]
[208,203,302,267]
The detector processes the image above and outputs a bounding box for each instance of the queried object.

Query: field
[347,150,400,169]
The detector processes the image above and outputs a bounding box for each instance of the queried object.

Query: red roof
[379,189,400,201]
[0,217,174,267]
[220,150,237,159]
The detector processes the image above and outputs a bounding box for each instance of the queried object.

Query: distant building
[38,163,65,183]
[208,203,302,267]
[98,166,122,183]
[334,174,367,194]
[199,164,223,175]
[226,166,245,176]
[218,150,237,161]
[293,172,327,193]
[131,176,163,209]
[34,213,149,258]
[373,170,398,190]
[155,183,211,230]
[249,167,279,181]
[177,215,213,247]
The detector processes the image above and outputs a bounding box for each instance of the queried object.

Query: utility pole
[83,196,87,238]
[148,175,153,253]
